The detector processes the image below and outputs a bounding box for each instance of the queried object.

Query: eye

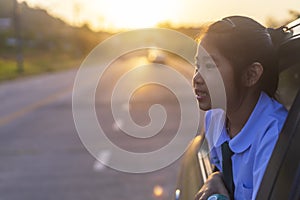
[205,63,215,69]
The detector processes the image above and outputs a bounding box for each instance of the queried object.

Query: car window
[277,64,300,109]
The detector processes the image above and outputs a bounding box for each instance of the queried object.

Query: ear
[242,62,263,87]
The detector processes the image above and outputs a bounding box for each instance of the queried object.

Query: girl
[193,16,288,200]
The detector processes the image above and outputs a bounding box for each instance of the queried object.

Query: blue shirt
[205,92,287,200]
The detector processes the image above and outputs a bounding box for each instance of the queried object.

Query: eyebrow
[195,55,217,63]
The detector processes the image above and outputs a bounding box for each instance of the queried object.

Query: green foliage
[0,0,112,81]
[0,52,83,82]
[0,59,18,81]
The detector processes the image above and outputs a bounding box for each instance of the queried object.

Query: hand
[194,172,230,200]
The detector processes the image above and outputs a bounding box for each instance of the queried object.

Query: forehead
[195,37,229,65]
[195,43,216,63]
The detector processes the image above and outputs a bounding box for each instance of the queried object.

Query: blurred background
[0,0,300,199]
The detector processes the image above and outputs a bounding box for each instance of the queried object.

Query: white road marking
[0,87,72,127]
[93,150,111,172]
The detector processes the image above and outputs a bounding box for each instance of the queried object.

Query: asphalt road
[0,52,198,200]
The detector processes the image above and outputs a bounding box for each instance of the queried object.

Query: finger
[199,192,209,200]
[194,191,203,200]
[195,191,210,200]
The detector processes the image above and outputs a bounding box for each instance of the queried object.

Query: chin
[198,103,211,111]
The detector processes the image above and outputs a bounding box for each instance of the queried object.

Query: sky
[18,0,300,31]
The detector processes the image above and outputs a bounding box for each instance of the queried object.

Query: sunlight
[92,0,179,30]
[18,0,300,31]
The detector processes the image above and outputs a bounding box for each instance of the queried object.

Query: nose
[192,70,205,88]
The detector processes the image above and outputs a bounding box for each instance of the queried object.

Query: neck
[226,91,261,138]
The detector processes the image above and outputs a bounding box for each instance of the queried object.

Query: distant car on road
[147,49,166,64]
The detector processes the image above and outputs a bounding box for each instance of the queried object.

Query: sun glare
[19,0,300,32]
[18,0,180,31]
[93,0,179,30]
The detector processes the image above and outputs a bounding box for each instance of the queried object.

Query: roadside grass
[0,52,83,82]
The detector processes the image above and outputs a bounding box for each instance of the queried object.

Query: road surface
[0,52,199,200]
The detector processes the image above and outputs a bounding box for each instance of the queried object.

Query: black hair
[202,16,289,98]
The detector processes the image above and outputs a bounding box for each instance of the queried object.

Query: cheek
[202,70,227,109]
[218,66,241,100]
[223,74,242,105]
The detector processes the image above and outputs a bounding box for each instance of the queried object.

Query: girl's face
[193,36,242,111]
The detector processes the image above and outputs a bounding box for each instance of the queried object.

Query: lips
[195,89,209,100]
